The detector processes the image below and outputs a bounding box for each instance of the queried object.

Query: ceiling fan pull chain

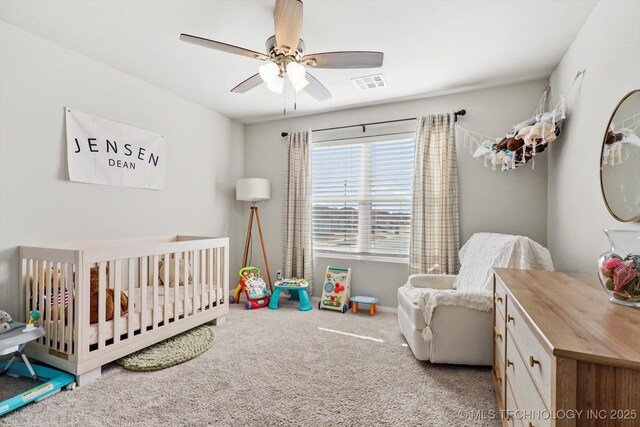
[294,89,297,111]
[283,85,287,116]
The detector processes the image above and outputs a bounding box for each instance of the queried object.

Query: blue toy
[0,311,75,416]
[269,278,312,311]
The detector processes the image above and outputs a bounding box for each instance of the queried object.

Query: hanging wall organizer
[456,70,584,172]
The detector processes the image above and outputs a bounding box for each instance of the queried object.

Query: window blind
[311,137,415,259]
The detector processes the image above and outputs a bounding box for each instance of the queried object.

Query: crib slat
[37,260,44,312]
[215,249,220,305]
[59,263,66,351]
[174,253,180,320]
[200,250,206,311]
[44,261,52,344]
[127,258,135,339]
[193,251,199,314]
[163,253,169,324]
[25,259,32,323]
[152,255,159,328]
[80,261,91,356]
[63,263,71,354]
[38,261,45,345]
[52,262,60,350]
[215,248,222,304]
[113,260,121,344]
[23,259,28,323]
[208,249,214,308]
[140,256,148,334]
[222,246,228,304]
[98,262,107,349]
[184,251,191,317]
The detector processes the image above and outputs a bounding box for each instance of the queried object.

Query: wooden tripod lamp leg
[238,207,255,305]
[253,207,274,292]
[242,207,254,268]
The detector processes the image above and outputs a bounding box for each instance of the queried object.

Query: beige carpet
[2,301,499,426]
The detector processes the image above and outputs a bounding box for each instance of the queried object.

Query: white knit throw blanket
[418,289,493,341]
[407,233,553,342]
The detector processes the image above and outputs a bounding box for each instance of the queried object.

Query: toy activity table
[268,282,312,311]
[351,296,379,316]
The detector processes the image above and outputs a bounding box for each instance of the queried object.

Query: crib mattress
[44,284,220,346]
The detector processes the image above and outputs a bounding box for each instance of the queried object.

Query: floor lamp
[236,178,274,293]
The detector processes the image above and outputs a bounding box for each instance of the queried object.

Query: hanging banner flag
[66,108,165,190]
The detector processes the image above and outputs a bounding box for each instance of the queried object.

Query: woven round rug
[116,325,214,371]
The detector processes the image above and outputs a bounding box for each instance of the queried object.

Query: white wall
[0,22,245,317]
[242,79,550,307]
[547,0,640,274]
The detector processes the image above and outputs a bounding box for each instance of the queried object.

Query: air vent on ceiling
[351,74,387,91]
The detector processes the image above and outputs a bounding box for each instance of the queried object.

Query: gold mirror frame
[599,89,640,222]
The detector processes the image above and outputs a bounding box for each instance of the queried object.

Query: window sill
[313,252,409,264]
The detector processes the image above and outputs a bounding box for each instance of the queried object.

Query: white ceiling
[0,0,597,124]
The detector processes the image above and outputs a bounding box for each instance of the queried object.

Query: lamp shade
[236,178,271,202]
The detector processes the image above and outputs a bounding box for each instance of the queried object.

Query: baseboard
[311,296,397,314]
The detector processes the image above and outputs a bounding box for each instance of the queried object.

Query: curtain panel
[282,131,314,295]
[410,114,461,275]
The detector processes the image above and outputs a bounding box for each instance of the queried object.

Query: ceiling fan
[179,0,384,102]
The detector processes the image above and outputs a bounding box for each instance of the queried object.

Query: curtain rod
[280,109,466,138]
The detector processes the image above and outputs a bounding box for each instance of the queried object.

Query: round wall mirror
[600,89,640,222]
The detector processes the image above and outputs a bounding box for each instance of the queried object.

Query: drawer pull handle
[529,356,540,367]
[496,295,503,303]
[507,315,515,323]
[528,423,535,427]
[494,327,502,340]
[507,359,514,367]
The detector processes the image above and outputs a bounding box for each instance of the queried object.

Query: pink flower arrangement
[603,258,622,270]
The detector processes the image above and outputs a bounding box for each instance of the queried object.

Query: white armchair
[398,233,554,365]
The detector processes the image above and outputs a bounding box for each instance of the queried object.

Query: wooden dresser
[493,269,640,427]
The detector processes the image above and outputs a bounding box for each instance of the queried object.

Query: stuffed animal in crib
[89,266,129,324]
[158,259,193,287]
[0,309,12,334]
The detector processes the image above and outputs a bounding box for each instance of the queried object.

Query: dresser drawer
[495,275,507,321]
[506,299,552,408]
[506,330,550,427]
[505,380,522,427]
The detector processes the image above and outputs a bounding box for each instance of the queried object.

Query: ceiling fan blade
[304,73,332,102]
[231,73,263,93]
[274,0,303,54]
[180,33,269,61]
[302,51,384,69]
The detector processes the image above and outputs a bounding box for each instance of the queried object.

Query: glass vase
[597,229,640,307]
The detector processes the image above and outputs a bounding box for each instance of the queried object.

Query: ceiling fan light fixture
[259,62,280,84]
[286,61,306,83]
[291,76,309,92]
[266,76,285,94]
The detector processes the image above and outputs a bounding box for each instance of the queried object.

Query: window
[311,138,415,260]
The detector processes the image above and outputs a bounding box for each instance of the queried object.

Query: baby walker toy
[230,266,271,310]
[318,266,352,313]
[0,309,75,416]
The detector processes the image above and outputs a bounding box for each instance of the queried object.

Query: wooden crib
[20,235,228,384]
